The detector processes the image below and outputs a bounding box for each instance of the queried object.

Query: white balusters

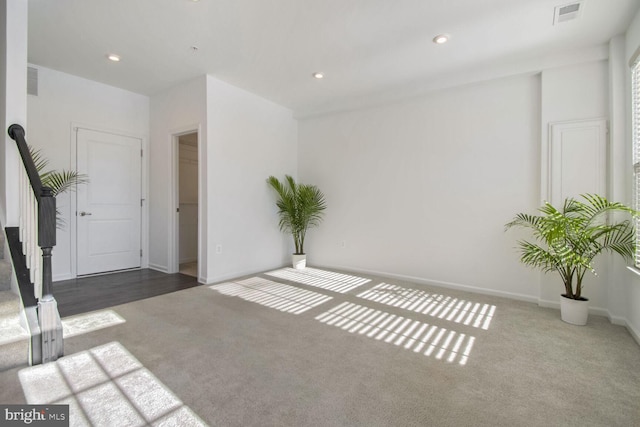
[28,186,35,280]
[19,166,26,244]
[18,162,44,299]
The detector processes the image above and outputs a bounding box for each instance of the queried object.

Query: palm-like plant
[505,194,636,300]
[267,175,326,255]
[30,146,89,228]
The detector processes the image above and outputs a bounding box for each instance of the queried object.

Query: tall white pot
[560,295,589,325]
[292,254,306,270]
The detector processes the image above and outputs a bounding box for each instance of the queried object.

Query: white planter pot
[560,295,589,325]
[292,254,306,270]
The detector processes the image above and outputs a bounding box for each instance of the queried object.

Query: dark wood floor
[54,269,201,317]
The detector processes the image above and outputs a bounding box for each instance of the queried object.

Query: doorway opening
[177,132,199,277]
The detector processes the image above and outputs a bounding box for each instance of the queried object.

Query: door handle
[80,211,92,216]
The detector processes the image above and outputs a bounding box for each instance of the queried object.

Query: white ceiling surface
[28,0,640,117]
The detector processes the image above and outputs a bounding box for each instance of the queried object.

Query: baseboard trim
[537,298,609,317]
[148,263,169,273]
[625,321,640,346]
[53,273,73,282]
[204,264,288,286]
[315,263,538,304]
[607,313,627,326]
[606,313,640,347]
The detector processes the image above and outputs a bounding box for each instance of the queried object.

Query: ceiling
[28,0,640,117]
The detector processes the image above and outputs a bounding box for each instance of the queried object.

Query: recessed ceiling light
[107,54,121,62]
[433,34,450,44]
[313,72,324,79]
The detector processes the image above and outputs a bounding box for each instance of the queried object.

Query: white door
[76,129,142,275]
[548,118,607,206]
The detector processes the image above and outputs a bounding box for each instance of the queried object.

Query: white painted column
[608,35,631,324]
[0,0,28,227]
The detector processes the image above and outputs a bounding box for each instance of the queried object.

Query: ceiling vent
[27,66,38,96]
[554,2,583,25]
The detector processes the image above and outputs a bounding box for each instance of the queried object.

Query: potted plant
[505,194,636,325]
[30,146,88,229]
[267,175,326,269]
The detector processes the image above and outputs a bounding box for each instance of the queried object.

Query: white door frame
[69,122,148,279]
[169,125,201,276]
[541,117,608,204]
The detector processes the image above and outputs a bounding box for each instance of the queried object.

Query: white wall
[299,75,541,301]
[149,75,297,284]
[26,65,149,281]
[1,0,27,294]
[607,35,629,324]
[0,0,28,228]
[204,75,297,283]
[149,76,207,275]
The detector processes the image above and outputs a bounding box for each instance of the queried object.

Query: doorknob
[80,211,92,216]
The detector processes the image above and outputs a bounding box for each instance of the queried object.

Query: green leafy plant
[266,175,326,255]
[30,146,89,228]
[505,194,636,300]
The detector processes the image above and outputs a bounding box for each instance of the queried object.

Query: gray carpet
[0,267,639,426]
[0,229,12,291]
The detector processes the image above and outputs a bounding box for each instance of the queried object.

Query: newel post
[37,185,63,363]
[38,186,56,299]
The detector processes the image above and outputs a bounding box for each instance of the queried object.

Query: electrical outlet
[216,244,222,254]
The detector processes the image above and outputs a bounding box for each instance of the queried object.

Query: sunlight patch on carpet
[210,277,332,314]
[19,341,207,426]
[316,302,475,365]
[1,304,126,346]
[0,292,29,345]
[0,312,29,345]
[265,267,370,293]
[357,283,496,330]
[62,310,126,338]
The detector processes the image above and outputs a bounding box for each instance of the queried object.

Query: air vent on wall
[27,66,38,96]
[554,2,583,25]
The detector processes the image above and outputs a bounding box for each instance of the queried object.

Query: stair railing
[7,124,62,364]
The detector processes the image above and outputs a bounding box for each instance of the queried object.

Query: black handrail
[8,124,44,200]
[7,124,56,297]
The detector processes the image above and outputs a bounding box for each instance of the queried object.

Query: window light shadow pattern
[316,302,475,365]
[265,267,370,293]
[357,283,496,330]
[18,341,207,426]
[62,310,125,338]
[210,277,332,314]
[0,308,125,346]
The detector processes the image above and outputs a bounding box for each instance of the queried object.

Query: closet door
[548,118,607,206]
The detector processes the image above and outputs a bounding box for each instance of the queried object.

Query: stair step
[0,291,28,347]
[0,291,29,370]
[0,260,11,292]
[0,339,29,371]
